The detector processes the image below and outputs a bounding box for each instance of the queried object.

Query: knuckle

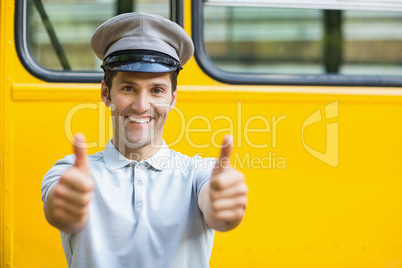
[52,197,63,208]
[231,208,243,219]
[78,207,88,218]
[81,193,93,206]
[60,168,79,184]
[239,184,249,195]
[77,197,87,207]
[211,201,220,212]
[225,197,246,210]
[237,171,246,181]
[53,185,64,197]
[83,178,95,192]
[244,183,249,192]
[53,209,65,221]
[233,198,243,208]
[239,196,248,206]
[235,209,243,218]
[71,207,85,220]
[210,190,219,201]
[67,167,79,178]
[61,168,73,178]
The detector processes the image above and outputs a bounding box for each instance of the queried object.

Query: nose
[131,91,151,113]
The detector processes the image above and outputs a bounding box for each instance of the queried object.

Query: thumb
[213,134,233,174]
[73,133,91,176]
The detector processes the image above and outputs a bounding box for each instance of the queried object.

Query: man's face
[101,71,176,154]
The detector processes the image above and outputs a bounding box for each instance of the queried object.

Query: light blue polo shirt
[41,140,216,268]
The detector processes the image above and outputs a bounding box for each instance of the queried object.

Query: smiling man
[41,13,248,268]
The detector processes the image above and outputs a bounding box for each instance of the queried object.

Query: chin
[125,132,153,148]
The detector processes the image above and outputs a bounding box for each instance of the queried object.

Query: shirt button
[139,161,148,167]
[136,181,143,187]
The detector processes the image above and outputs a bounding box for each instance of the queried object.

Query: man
[41,12,248,268]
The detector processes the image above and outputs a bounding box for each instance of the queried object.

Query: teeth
[128,116,151,124]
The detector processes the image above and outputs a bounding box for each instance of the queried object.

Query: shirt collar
[103,140,131,170]
[103,140,171,171]
[145,141,171,171]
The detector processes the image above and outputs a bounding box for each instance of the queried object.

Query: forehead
[112,71,172,87]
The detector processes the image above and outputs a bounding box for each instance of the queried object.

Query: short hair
[104,70,178,101]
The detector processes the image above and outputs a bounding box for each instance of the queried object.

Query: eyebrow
[119,80,138,86]
[151,82,170,88]
[119,80,169,88]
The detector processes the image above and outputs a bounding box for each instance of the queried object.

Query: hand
[48,133,94,233]
[209,135,248,227]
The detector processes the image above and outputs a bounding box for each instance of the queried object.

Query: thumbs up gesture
[203,135,248,231]
[45,133,94,234]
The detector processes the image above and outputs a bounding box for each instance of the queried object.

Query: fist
[50,133,94,231]
[209,135,248,224]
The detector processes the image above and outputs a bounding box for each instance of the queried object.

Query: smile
[126,116,152,124]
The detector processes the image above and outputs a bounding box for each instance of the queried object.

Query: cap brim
[104,61,177,73]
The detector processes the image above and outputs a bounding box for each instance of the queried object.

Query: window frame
[191,0,402,86]
[15,0,184,83]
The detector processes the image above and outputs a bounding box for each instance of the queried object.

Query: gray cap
[91,12,194,73]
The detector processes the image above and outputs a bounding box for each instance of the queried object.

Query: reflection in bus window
[204,7,402,76]
[28,0,170,71]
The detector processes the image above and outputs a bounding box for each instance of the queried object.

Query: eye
[152,88,164,94]
[122,86,133,92]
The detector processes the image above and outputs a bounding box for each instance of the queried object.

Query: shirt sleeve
[41,155,75,207]
[194,156,217,197]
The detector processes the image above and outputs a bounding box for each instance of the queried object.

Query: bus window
[17,0,173,81]
[194,0,402,86]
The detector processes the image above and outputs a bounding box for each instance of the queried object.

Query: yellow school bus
[1,0,402,267]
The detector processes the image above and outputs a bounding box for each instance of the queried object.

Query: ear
[101,80,110,107]
[170,90,177,108]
